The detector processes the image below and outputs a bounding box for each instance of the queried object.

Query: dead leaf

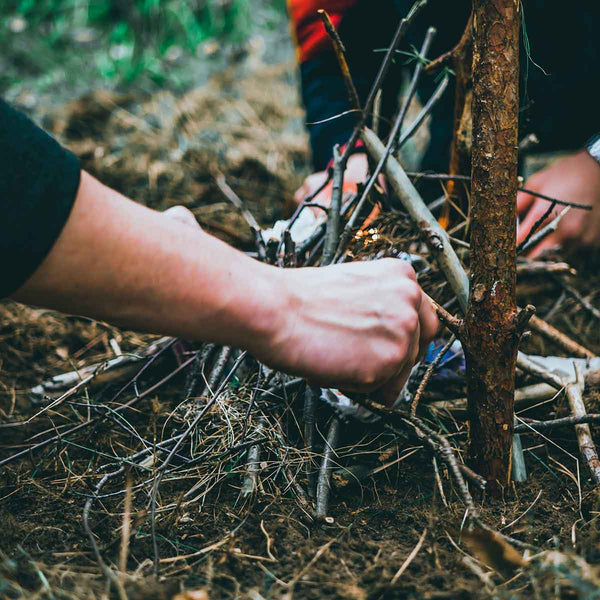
[459,526,527,577]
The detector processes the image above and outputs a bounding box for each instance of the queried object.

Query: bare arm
[13,171,437,402]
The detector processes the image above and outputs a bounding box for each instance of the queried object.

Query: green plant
[1,0,254,85]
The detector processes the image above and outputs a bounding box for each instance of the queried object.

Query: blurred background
[0,0,291,103]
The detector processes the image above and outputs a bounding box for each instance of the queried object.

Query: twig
[566,364,600,485]
[214,171,260,231]
[425,12,472,75]
[511,416,527,482]
[303,386,318,498]
[337,0,429,169]
[405,415,479,514]
[528,315,595,359]
[335,28,437,257]
[430,382,561,414]
[516,261,575,277]
[318,10,360,112]
[119,470,133,573]
[315,416,341,520]
[29,336,173,401]
[554,276,600,322]
[394,75,448,152]
[514,413,600,433]
[241,417,265,496]
[432,300,463,337]
[516,201,556,254]
[518,206,570,255]
[411,335,456,416]
[322,144,344,265]
[405,172,593,211]
[515,354,565,390]
[200,346,233,398]
[83,467,128,600]
[390,528,427,584]
[362,128,469,311]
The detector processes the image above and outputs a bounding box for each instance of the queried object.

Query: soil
[3,19,600,600]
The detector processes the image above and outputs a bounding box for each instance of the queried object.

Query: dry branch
[566,365,600,485]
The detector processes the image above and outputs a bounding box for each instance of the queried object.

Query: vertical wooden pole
[464,0,521,494]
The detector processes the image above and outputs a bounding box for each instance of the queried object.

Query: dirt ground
[4,30,600,600]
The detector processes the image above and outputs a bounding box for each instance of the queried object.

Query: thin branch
[315,417,341,520]
[528,315,596,359]
[515,413,600,433]
[335,28,438,258]
[518,206,570,255]
[318,10,360,112]
[322,144,344,265]
[338,0,429,168]
[516,200,556,254]
[411,335,456,416]
[406,172,593,210]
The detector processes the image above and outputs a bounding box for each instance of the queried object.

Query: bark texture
[464,0,521,494]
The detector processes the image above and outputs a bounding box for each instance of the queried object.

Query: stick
[362,127,469,311]
[516,261,575,277]
[516,200,556,254]
[395,75,448,152]
[515,413,600,433]
[390,528,427,584]
[411,335,456,416]
[566,364,600,485]
[554,276,600,322]
[528,315,595,359]
[518,206,570,255]
[322,144,344,265]
[303,386,318,498]
[405,172,593,211]
[335,29,438,257]
[241,417,266,496]
[337,0,429,169]
[318,10,360,112]
[429,383,561,414]
[315,417,341,520]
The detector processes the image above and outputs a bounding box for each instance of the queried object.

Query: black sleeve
[0,99,80,298]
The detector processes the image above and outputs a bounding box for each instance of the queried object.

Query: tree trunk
[464,0,521,494]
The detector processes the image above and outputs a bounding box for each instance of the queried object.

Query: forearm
[12,171,283,349]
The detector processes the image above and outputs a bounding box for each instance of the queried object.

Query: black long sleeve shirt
[0,99,80,297]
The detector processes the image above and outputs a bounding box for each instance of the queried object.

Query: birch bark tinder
[464,0,521,494]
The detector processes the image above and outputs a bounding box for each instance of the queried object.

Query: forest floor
[3,11,600,600]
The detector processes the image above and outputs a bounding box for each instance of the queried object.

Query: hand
[294,153,373,214]
[253,259,438,406]
[517,150,600,256]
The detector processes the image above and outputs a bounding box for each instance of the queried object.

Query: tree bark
[464,0,521,494]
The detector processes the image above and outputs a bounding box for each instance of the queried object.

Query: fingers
[417,292,439,360]
[527,233,560,258]
[380,320,421,407]
[516,189,535,215]
[516,198,556,246]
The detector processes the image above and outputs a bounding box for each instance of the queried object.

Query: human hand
[517,150,600,256]
[293,153,372,214]
[253,259,438,406]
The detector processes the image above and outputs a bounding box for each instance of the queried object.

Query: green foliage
[0,0,259,84]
